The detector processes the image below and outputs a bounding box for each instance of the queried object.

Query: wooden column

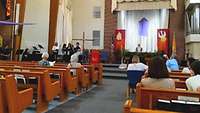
[12,0,26,60]
[48,0,59,53]
[169,0,185,59]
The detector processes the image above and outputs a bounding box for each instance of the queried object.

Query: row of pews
[124,100,178,113]
[125,71,200,112]
[0,60,103,113]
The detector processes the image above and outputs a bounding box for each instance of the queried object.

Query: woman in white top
[141,56,175,89]
[67,50,82,76]
[186,60,200,91]
[127,55,148,71]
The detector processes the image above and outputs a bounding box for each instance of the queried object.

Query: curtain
[55,0,72,48]
[118,9,169,52]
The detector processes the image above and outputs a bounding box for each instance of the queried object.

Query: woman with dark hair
[62,43,74,63]
[65,43,74,63]
[62,43,67,62]
[141,56,175,89]
[22,48,30,61]
[186,60,200,91]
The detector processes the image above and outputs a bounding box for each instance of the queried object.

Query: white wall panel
[21,0,50,51]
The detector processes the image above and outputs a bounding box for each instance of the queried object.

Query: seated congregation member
[68,49,82,68]
[127,55,148,72]
[22,48,30,61]
[182,57,196,73]
[141,56,175,89]
[163,54,169,63]
[74,42,81,53]
[166,54,179,71]
[185,60,200,92]
[62,43,67,62]
[65,43,74,63]
[67,50,82,76]
[38,52,50,67]
[181,60,191,73]
[62,43,67,54]
[52,42,59,61]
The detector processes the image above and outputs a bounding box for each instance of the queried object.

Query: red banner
[157,29,169,54]
[6,0,11,18]
[114,29,125,51]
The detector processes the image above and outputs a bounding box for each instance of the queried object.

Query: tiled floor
[23,78,128,113]
[47,79,128,113]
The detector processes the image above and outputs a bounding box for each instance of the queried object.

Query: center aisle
[47,79,128,113]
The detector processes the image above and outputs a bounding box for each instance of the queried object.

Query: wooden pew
[0,76,6,113]
[169,75,189,81]
[93,63,103,84]
[0,64,79,95]
[136,83,200,110]
[54,63,100,85]
[0,75,33,113]
[0,65,68,100]
[175,81,187,90]
[0,61,102,91]
[0,62,79,94]
[1,61,104,84]
[169,72,191,81]
[0,60,103,84]
[124,100,178,113]
[75,66,90,90]
[5,75,33,113]
[83,65,98,84]
[169,72,191,76]
[63,67,79,94]
[0,65,68,101]
[0,70,60,113]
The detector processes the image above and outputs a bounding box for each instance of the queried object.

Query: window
[93,30,100,46]
[93,7,101,18]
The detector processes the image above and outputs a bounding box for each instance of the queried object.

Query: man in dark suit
[136,44,142,52]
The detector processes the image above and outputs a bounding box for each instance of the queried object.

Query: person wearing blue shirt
[166,54,179,71]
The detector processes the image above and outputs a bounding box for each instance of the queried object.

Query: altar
[123,52,158,65]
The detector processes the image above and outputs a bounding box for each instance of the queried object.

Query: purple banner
[138,18,149,37]
[0,21,35,26]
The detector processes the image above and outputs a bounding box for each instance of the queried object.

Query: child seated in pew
[39,52,50,67]
[186,60,200,92]
[141,56,175,89]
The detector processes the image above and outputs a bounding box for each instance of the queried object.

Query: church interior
[1,0,200,113]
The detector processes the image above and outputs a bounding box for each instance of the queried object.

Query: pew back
[136,83,200,110]
[124,100,178,113]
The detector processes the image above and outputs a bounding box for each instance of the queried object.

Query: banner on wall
[157,29,169,54]
[0,35,3,47]
[6,0,11,19]
[114,29,125,51]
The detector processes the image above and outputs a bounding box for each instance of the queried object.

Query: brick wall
[104,0,117,63]
[169,0,185,59]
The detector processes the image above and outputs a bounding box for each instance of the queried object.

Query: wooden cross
[72,32,94,50]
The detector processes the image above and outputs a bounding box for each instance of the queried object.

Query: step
[103,67,127,73]
[103,72,127,78]
[103,64,121,68]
